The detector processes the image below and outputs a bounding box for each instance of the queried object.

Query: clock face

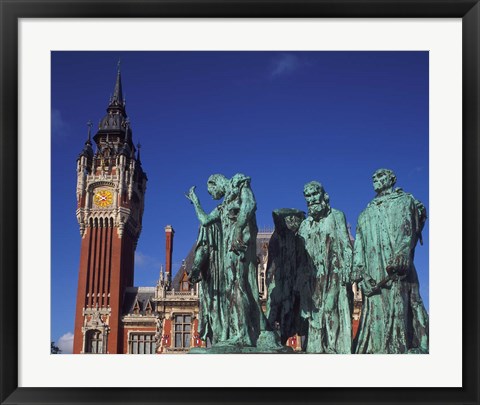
[93,189,113,208]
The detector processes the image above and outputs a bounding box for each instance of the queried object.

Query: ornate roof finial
[86,120,93,144]
[137,142,141,162]
[159,265,164,283]
[124,118,130,143]
[78,120,94,159]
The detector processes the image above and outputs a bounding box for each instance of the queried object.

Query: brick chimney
[165,225,174,285]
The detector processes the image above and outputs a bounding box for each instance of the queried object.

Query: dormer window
[180,271,190,292]
[133,299,141,315]
[144,300,153,315]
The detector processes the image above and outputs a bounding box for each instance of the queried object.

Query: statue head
[272,208,305,233]
[207,174,228,200]
[285,215,304,233]
[303,181,330,221]
[372,168,396,195]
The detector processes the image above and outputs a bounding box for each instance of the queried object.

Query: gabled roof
[122,287,155,316]
[172,243,196,290]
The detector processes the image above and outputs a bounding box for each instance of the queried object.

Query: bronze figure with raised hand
[186,173,263,350]
[186,174,229,345]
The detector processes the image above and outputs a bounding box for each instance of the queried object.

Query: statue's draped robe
[354,189,429,354]
[298,209,353,354]
[266,209,305,345]
[194,222,226,344]
[220,175,261,346]
[194,174,282,350]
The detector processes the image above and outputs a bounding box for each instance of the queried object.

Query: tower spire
[96,63,128,142]
[110,60,124,107]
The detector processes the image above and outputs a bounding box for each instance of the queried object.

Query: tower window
[174,314,191,349]
[128,333,155,354]
[85,329,103,354]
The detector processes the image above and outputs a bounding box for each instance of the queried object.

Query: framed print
[1,1,479,404]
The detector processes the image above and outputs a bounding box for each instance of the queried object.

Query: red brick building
[73,65,147,354]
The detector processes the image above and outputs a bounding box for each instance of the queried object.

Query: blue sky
[51,51,429,352]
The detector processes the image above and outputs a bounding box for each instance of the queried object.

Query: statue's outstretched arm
[186,186,220,226]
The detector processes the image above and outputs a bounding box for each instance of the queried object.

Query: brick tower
[73,65,147,354]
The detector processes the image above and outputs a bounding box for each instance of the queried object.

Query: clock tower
[73,65,147,354]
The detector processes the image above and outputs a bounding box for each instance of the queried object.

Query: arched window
[85,329,103,354]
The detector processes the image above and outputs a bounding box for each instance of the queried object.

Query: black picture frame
[1,1,478,404]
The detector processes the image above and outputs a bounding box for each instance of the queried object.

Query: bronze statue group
[186,168,429,354]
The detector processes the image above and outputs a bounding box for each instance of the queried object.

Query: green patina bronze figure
[266,208,306,345]
[354,169,429,354]
[187,173,281,352]
[186,174,228,346]
[297,181,353,354]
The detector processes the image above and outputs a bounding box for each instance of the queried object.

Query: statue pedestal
[188,331,294,354]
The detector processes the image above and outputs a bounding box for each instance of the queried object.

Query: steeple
[95,62,130,145]
[109,60,124,110]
